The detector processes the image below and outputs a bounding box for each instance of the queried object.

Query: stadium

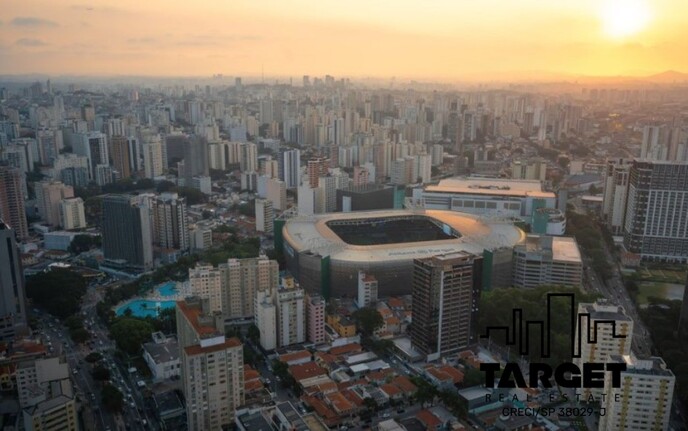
[279,209,525,298]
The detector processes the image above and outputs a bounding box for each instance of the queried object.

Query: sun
[600,0,652,39]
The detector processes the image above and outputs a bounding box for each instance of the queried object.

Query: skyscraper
[110,135,131,179]
[602,158,631,235]
[0,165,28,240]
[0,221,27,340]
[254,198,274,234]
[411,252,482,360]
[101,195,153,269]
[623,160,688,262]
[276,277,306,347]
[176,297,244,431]
[142,135,164,179]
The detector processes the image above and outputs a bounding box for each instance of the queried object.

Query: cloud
[11,17,59,27]
[70,4,130,15]
[16,38,49,47]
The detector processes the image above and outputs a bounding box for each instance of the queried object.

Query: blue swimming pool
[116,300,176,318]
[157,282,177,297]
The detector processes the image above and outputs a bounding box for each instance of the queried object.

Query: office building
[0,221,27,340]
[306,293,326,344]
[512,235,583,289]
[152,193,189,252]
[574,301,633,401]
[276,278,306,347]
[623,160,688,262]
[35,181,74,227]
[411,252,483,360]
[73,132,108,180]
[176,297,244,431]
[280,149,301,188]
[58,197,86,230]
[413,177,556,222]
[357,271,378,308]
[600,355,675,431]
[602,158,631,235]
[255,198,274,234]
[0,165,29,239]
[101,195,153,270]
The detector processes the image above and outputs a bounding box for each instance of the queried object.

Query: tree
[64,315,84,331]
[70,327,90,344]
[247,324,260,344]
[92,365,111,381]
[69,234,101,254]
[109,318,154,355]
[363,397,379,413]
[352,307,384,337]
[410,376,438,408]
[26,269,87,319]
[101,384,124,412]
[85,352,103,363]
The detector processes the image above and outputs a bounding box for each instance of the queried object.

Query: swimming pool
[116,300,176,318]
[157,282,177,297]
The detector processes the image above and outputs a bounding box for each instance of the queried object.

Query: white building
[276,278,305,347]
[413,177,556,221]
[600,355,675,431]
[142,135,164,178]
[255,289,277,350]
[58,197,86,230]
[142,332,181,380]
[35,181,74,227]
[357,271,378,308]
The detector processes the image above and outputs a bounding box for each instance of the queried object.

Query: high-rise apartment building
[0,165,29,239]
[152,193,189,252]
[279,149,301,188]
[512,235,583,288]
[189,264,223,314]
[58,197,86,230]
[265,177,287,211]
[600,355,675,431]
[142,135,164,179]
[0,221,27,340]
[110,135,131,178]
[255,198,274,234]
[574,301,633,401]
[35,181,74,227]
[255,288,277,350]
[411,252,482,360]
[276,278,306,347]
[602,158,631,235]
[73,132,108,180]
[188,257,279,320]
[357,271,378,308]
[306,293,325,344]
[307,157,329,188]
[511,158,547,181]
[101,195,153,269]
[623,160,688,262]
[176,297,244,431]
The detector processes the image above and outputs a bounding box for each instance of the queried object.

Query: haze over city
[3,0,688,81]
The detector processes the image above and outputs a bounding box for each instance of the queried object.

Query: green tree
[109,318,154,355]
[85,352,103,363]
[363,397,379,413]
[70,327,90,344]
[69,234,101,253]
[247,324,260,344]
[92,365,111,381]
[101,384,124,412]
[352,307,384,337]
[64,315,84,331]
[26,269,87,319]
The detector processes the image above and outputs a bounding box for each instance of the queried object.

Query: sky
[1,0,687,81]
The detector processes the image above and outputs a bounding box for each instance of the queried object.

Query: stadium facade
[278,209,524,298]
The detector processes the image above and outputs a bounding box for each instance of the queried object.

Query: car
[397,408,405,413]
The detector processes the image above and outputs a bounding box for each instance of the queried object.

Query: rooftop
[424,177,555,198]
[143,337,179,364]
[176,297,221,338]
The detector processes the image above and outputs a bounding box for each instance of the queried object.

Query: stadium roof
[283,209,524,263]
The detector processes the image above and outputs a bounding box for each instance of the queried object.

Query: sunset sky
[1,0,687,81]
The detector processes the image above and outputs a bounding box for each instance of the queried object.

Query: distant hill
[645,70,688,83]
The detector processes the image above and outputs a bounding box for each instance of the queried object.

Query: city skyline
[3,0,688,81]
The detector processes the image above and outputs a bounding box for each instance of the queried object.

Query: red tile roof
[279,350,312,364]
[289,361,328,382]
[329,343,362,356]
[183,337,241,356]
[416,409,442,429]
